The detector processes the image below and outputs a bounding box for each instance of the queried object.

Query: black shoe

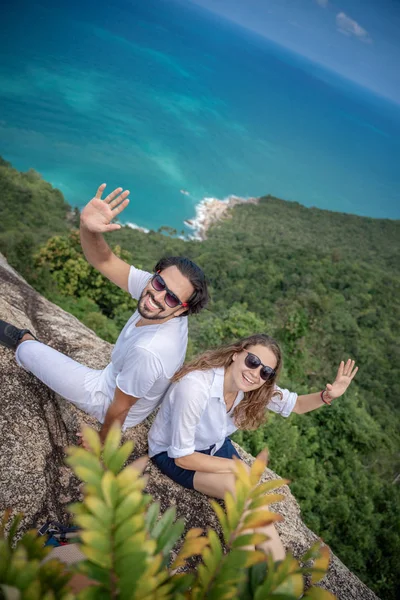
[0,320,35,351]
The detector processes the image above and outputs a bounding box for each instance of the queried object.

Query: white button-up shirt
[88,266,188,429]
[148,367,297,459]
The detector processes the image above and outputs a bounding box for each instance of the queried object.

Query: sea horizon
[1,0,399,232]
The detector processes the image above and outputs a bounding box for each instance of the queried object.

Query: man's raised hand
[80,184,130,233]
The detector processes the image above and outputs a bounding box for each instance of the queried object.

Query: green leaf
[156,519,185,559]
[232,533,268,549]
[65,448,103,478]
[115,494,144,526]
[84,497,113,527]
[249,561,268,592]
[208,529,223,564]
[6,516,23,549]
[305,587,336,600]
[20,580,41,600]
[224,492,240,532]
[100,472,119,508]
[39,594,55,600]
[80,530,111,554]
[11,561,39,589]
[257,595,297,600]
[144,502,160,533]
[101,425,121,467]
[252,479,289,498]
[115,548,148,580]
[80,544,112,569]
[210,500,229,541]
[301,542,323,563]
[224,550,250,575]
[116,457,148,494]
[74,514,107,534]
[310,545,330,584]
[114,516,143,547]
[106,441,134,475]
[273,572,304,597]
[250,451,269,484]
[119,560,152,600]
[69,502,89,517]
[249,494,285,511]
[151,507,176,539]
[0,540,11,578]
[243,510,282,529]
[70,465,103,490]
[81,427,102,457]
[232,484,247,517]
[170,530,209,570]
[169,572,195,595]
[77,585,110,600]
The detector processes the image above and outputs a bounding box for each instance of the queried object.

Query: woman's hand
[326,359,358,399]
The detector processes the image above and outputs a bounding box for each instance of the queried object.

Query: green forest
[1,157,399,599]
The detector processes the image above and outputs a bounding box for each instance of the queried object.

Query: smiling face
[137,266,194,322]
[229,344,278,393]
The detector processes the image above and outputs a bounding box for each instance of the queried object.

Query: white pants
[16,340,110,422]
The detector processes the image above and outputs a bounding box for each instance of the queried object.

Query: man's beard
[137,291,170,321]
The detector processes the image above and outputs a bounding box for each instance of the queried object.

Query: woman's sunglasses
[151,272,188,309]
[244,352,276,381]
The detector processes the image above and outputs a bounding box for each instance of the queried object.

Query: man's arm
[99,387,138,444]
[80,184,131,291]
[292,359,358,414]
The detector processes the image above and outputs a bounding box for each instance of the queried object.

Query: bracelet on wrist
[320,390,332,405]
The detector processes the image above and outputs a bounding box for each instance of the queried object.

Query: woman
[148,333,358,559]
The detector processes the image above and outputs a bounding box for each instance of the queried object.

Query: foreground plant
[0,510,73,599]
[0,426,335,599]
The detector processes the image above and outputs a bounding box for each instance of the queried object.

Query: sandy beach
[185,196,259,240]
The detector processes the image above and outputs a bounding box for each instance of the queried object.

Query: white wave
[125,221,150,234]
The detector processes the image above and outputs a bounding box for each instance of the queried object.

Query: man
[0,184,209,442]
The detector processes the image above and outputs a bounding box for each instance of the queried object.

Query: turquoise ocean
[1,0,399,231]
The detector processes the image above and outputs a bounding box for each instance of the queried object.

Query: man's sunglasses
[151,272,188,309]
[244,352,276,381]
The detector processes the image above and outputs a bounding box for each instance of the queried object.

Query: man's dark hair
[154,256,209,316]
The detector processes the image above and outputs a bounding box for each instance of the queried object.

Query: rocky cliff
[0,254,378,599]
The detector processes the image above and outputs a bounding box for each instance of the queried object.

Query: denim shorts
[151,437,241,490]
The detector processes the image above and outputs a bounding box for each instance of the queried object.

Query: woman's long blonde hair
[172,334,283,430]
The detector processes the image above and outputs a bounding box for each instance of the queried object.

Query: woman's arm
[292,391,325,414]
[175,452,236,474]
[292,359,358,414]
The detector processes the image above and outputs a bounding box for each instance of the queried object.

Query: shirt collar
[210,367,244,407]
[210,367,225,399]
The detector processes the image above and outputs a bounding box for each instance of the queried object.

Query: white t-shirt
[148,366,298,458]
[91,265,188,429]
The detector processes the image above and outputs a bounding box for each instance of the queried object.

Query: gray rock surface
[0,254,378,599]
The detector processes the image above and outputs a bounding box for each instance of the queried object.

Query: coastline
[184,195,259,240]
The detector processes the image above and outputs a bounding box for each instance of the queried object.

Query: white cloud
[336,12,372,43]
[315,0,328,8]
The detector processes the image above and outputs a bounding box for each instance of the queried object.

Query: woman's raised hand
[326,359,358,399]
[80,184,130,233]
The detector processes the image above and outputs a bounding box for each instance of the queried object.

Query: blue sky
[187,0,400,104]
